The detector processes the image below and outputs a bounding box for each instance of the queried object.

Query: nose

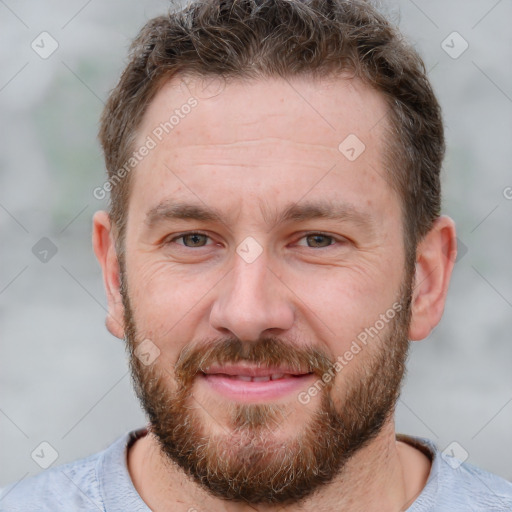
[209,250,295,342]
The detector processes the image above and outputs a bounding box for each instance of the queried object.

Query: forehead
[138,73,388,150]
[129,74,397,228]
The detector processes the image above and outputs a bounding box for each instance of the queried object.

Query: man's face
[119,75,412,503]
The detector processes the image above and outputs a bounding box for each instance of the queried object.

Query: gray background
[1,0,511,489]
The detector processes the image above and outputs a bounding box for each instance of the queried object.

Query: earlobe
[92,211,126,340]
[408,215,457,341]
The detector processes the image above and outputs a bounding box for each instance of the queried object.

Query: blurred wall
[1,0,511,487]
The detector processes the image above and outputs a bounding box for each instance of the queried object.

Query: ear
[92,211,125,340]
[408,215,457,341]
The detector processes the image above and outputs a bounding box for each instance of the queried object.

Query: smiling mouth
[201,363,313,380]
[204,373,313,382]
[199,365,316,401]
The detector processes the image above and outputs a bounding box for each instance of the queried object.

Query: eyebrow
[144,199,376,234]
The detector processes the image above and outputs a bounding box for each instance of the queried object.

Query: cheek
[125,257,220,341]
[288,266,395,349]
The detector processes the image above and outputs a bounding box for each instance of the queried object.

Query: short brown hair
[99,0,444,267]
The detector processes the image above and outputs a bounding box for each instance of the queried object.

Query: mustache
[173,337,335,386]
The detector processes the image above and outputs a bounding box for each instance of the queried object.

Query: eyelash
[166,231,345,249]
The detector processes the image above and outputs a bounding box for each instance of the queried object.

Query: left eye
[297,233,337,248]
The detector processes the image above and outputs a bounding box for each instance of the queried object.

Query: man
[2,0,511,510]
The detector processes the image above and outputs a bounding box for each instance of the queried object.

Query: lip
[200,365,315,402]
[203,364,311,378]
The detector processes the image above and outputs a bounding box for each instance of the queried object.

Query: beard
[121,265,413,505]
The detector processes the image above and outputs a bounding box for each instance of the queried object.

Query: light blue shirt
[1,427,512,511]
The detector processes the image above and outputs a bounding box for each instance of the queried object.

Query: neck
[127,419,431,512]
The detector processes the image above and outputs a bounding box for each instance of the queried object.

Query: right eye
[167,232,212,248]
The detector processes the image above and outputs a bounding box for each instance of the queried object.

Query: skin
[93,74,457,511]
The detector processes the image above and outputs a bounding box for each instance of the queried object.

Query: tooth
[251,376,271,382]
[236,375,252,382]
[270,373,285,380]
